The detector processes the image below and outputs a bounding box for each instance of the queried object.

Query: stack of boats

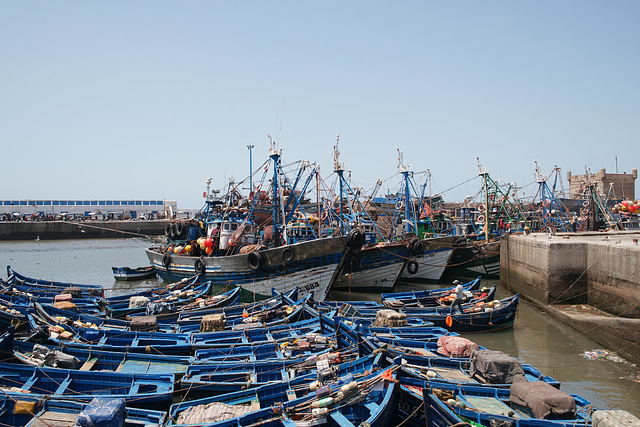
[0,266,636,426]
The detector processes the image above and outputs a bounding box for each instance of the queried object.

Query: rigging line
[432,175,480,198]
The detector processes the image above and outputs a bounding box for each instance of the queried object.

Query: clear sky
[2,1,639,209]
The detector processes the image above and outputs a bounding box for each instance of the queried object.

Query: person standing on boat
[449,280,465,314]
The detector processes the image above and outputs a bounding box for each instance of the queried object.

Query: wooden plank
[465,396,522,418]
[28,410,76,427]
[79,357,98,371]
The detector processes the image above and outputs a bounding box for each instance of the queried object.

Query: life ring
[346,229,365,250]
[281,247,294,263]
[407,260,419,275]
[194,257,206,275]
[410,239,424,254]
[545,212,551,219]
[477,215,485,223]
[478,204,486,212]
[543,200,550,207]
[583,201,589,207]
[248,251,264,270]
[162,253,171,270]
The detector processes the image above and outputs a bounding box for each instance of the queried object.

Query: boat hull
[400,246,454,281]
[146,236,349,301]
[443,240,501,278]
[331,242,411,291]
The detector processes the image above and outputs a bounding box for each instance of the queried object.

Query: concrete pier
[501,231,640,363]
[0,220,169,240]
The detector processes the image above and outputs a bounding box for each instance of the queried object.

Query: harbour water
[1,237,639,418]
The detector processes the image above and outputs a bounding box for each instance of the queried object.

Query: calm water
[1,238,639,417]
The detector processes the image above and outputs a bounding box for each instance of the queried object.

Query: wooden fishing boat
[380,276,482,303]
[104,275,201,304]
[175,287,297,325]
[0,361,174,407]
[443,239,502,278]
[0,299,28,332]
[176,299,308,333]
[0,292,105,317]
[13,338,193,377]
[397,352,561,389]
[0,396,167,427]
[193,334,336,363]
[416,380,595,427]
[27,309,325,355]
[190,316,323,350]
[0,277,99,300]
[6,265,104,294]
[327,294,520,333]
[112,265,156,280]
[146,235,355,302]
[27,314,194,355]
[181,349,363,396]
[106,281,213,318]
[168,358,399,427]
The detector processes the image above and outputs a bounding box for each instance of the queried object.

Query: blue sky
[2,1,639,208]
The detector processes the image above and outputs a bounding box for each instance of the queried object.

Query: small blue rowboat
[112,265,157,280]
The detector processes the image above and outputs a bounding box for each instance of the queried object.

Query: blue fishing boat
[397,352,561,389]
[0,396,167,427]
[13,338,193,377]
[105,280,214,318]
[6,265,104,295]
[326,294,520,333]
[0,361,174,407]
[0,277,99,300]
[0,292,105,316]
[168,358,399,427]
[417,380,595,427]
[380,276,482,304]
[181,350,363,396]
[112,265,156,280]
[27,314,194,355]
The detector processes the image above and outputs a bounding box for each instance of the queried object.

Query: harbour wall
[0,220,169,240]
[501,231,640,363]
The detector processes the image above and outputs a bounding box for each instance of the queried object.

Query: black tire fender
[281,247,294,263]
[407,260,419,275]
[410,238,424,254]
[346,229,365,249]
[162,253,171,270]
[165,223,172,237]
[248,251,264,270]
[175,222,185,239]
[194,257,206,275]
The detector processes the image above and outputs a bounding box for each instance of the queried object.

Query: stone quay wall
[0,220,170,240]
[501,231,640,363]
